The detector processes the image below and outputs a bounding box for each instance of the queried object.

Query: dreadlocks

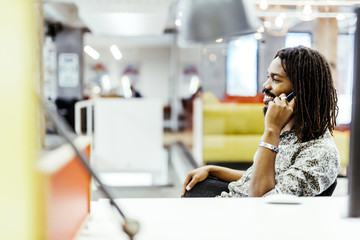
[275,46,338,142]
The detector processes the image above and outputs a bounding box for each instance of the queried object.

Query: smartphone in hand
[286,92,294,102]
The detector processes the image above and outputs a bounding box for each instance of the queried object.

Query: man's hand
[181,166,210,197]
[249,93,295,197]
[265,93,295,133]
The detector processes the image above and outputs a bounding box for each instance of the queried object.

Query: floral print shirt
[219,129,340,197]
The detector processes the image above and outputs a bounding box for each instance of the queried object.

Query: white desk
[77,196,359,240]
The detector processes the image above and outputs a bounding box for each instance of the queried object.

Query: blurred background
[0,0,356,239]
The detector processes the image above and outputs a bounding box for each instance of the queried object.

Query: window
[285,32,312,48]
[226,34,258,96]
[337,34,354,125]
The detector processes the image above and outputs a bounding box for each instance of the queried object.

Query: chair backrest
[316,179,337,197]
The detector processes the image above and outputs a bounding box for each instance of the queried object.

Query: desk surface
[77,196,359,240]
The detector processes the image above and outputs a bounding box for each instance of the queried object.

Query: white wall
[83,44,172,106]
[139,48,171,104]
[199,44,227,100]
[177,47,202,98]
[83,34,203,111]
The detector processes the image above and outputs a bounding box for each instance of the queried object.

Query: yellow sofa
[202,94,349,169]
[333,130,350,168]
[203,102,265,164]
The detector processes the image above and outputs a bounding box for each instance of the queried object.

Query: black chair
[183,177,229,198]
[183,177,337,198]
[316,179,337,197]
[55,97,78,131]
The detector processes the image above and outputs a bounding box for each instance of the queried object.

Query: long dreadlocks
[275,46,338,142]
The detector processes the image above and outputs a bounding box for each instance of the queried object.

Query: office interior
[1,0,359,239]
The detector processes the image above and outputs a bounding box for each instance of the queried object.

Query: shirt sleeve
[263,140,340,197]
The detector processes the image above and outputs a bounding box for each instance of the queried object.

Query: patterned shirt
[218,129,340,197]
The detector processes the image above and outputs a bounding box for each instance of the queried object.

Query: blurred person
[182,46,340,197]
[131,86,142,98]
[181,86,202,130]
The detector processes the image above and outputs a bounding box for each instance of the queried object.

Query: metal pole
[170,31,179,131]
[348,7,360,218]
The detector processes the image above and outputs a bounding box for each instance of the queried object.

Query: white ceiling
[43,0,360,37]
[84,32,173,48]
[43,0,176,36]
[76,0,176,36]
[43,1,85,28]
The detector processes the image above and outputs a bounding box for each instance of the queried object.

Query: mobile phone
[286,92,294,102]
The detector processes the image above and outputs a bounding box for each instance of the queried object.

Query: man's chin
[263,106,268,116]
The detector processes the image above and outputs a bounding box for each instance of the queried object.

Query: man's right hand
[181,166,210,197]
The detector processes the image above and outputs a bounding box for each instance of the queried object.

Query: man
[181,46,340,197]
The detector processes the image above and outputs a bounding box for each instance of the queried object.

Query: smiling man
[181,46,340,198]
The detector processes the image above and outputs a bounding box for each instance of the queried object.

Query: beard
[262,88,275,116]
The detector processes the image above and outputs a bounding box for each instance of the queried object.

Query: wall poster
[58,53,79,87]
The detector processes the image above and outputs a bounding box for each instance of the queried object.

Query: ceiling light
[259,0,268,10]
[93,85,101,94]
[215,38,223,43]
[209,54,217,62]
[110,45,122,60]
[84,45,100,60]
[303,4,313,16]
[264,20,271,28]
[76,1,172,36]
[336,13,345,21]
[297,2,318,21]
[175,19,182,27]
[263,17,290,36]
[254,32,262,40]
[275,15,284,28]
[203,48,207,55]
[257,25,265,33]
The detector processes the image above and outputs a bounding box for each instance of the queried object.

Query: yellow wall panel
[0,1,45,239]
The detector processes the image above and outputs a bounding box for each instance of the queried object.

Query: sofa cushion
[332,130,350,167]
[203,103,265,135]
[203,135,262,162]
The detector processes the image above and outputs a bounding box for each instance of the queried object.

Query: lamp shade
[177,0,260,43]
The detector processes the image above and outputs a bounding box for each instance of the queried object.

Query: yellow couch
[333,130,350,168]
[202,93,349,168]
[203,102,265,164]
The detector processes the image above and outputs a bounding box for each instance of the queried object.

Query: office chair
[183,177,337,197]
[316,179,337,197]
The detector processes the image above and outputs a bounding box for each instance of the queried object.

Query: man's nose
[262,78,271,90]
